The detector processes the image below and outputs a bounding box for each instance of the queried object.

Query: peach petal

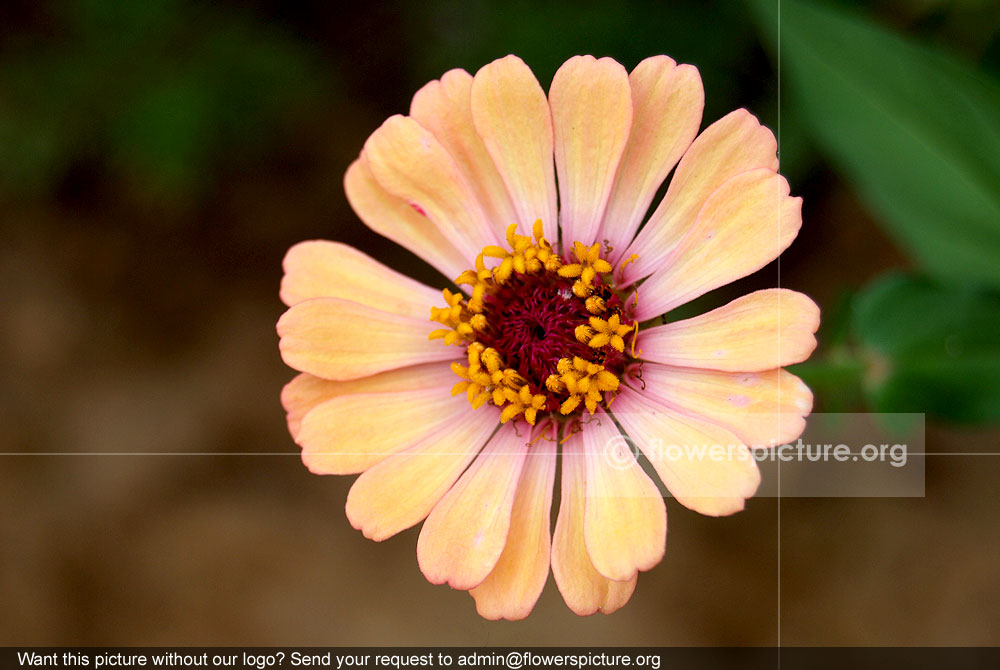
[634,168,802,321]
[297,366,465,475]
[411,69,519,242]
[600,57,704,262]
[363,115,500,262]
[621,109,779,285]
[345,156,469,281]
[281,362,456,439]
[635,363,813,449]
[638,289,820,372]
[470,434,556,620]
[345,409,499,541]
[612,387,761,516]
[280,240,441,316]
[551,433,637,616]
[550,55,633,246]
[277,297,455,381]
[581,413,666,581]
[471,55,558,243]
[417,423,529,590]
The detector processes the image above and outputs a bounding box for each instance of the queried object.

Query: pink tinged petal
[637,363,814,449]
[411,69,519,241]
[417,423,529,590]
[600,57,704,262]
[344,156,469,281]
[296,365,465,475]
[280,240,441,317]
[551,433,637,616]
[612,387,761,517]
[581,413,666,581]
[638,289,820,372]
[277,297,455,381]
[621,109,779,285]
[281,362,456,439]
[471,55,558,242]
[364,115,501,261]
[550,55,633,246]
[345,409,498,542]
[634,169,802,322]
[470,435,556,621]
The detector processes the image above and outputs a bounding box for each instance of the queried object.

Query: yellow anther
[558,241,614,299]
[454,253,492,287]
[430,288,480,346]
[485,222,559,285]
[569,242,611,273]
[551,356,621,417]
[470,390,491,410]
[505,223,519,248]
[499,384,547,425]
[493,257,514,283]
[581,313,633,352]
[532,219,544,240]
[560,396,581,415]
[468,283,486,313]
[618,253,639,274]
[483,245,509,259]
[480,347,503,373]
[545,374,565,393]
[585,295,606,314]
[455,270,478,285]
[499,368,525,387]
[557,263,583,279]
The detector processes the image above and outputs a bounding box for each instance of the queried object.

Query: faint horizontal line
[1,452,999,457]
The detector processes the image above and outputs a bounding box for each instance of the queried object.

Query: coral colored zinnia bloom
[277,54,819,619]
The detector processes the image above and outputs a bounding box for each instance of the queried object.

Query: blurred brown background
[3,0,1000,646]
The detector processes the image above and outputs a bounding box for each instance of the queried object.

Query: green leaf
[749,0,1000,289]
[853,273,1000,423]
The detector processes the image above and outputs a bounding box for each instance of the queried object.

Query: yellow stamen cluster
[434,221,559,346]
[450,343,545,425]
[480,221,562,285]
[499,385,549,426]
[574,313,634,352]
[429,288,485,345]
[429,221,635,427]
[557,241,614,298]
[545,357,620,415]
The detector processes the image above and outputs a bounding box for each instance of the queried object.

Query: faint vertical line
[776,0,783,657]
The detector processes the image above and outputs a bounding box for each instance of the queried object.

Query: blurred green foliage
[415,0,761,123]
[0,0,324,202]
[752,0,1000,290]
[853,274,1000,422]
[759,0,1000,424]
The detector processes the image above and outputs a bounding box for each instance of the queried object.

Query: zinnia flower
[277,54,818,620]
